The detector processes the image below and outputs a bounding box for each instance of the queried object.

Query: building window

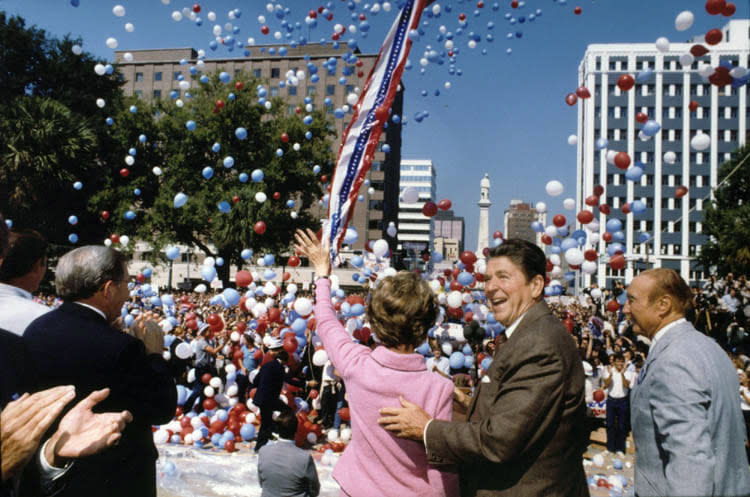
[270,87,279,96]
[235,69,242,77]
[154,72,162,81]
[135,90,143,99]
[288,86,297,96]
[253,69,262,78]
[173,71,181,80]
[153,89,161,99]
[595,56,601,71]
[306,86,317,96]
[326,85,335,96]
[271,67,280,78]
[135,72,144,82]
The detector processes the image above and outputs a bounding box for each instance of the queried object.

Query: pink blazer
[314,279,459,497]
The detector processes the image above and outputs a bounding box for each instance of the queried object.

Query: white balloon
[563,198,576,210]
[340,428,352,442]
[96,98,106,108]
[306,432,317,444]
[589,233,600,244]
[312,349,328,367]
[327,429,339,442]
[565,248,584,266]
[294,297,313,316]
[125,23,135,32]
[544,225,558,237]
[94,64,106,76]
[124,155,135,166]
[179,80,190,91]
[401,186,420,203]
[194,284,207,293]
[104,239,112,247]
[698,63,714,78]
[203,386,215,398]
[346,93,358,106]
[152,166,163,176]
[171,11,183,21]
[590,287,602,299]
[162,351,171,361]
[175,342,193,359]
[679,53,694,67]
[441,342,453,355]
[255,192,267,203]
[663,151,677,164]
[373,239,389,257]
[545,180,564,197]
[447,291,463,308]
[655,37,669,53]
[674,11,694,32]
[606,150,617,164]
[549,266,562,278]
[429,280,441,293]
[230,331,240,342]
[209,377,222,389]
[153,429,169,444]
[535,201,547,213]
[567,135,578,146]
[204,256,215,267]
[730,67,748,79]
[690,133,711,151]
[175,99,184,108]
[549,254,561,266]
[72,44,83,55]
[123,52,133,62]
[119,235,129,246]
[593,453,604,467]
[112,5,126,16]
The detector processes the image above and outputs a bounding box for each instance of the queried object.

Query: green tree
[91,72,335,284]
[698,144,750,276]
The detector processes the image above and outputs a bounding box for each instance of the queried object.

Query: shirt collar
[650,318,686,349]
[73,302,108,321]
[0,282,32,300]
[504,311,528,340]
[371,346,427,372]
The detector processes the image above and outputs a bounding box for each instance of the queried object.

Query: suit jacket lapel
[634,323,689,395]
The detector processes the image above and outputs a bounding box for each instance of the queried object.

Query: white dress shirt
[0,283,50,335]
[650,318,686,350]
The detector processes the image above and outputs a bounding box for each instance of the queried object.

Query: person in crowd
[739,370,750,462]
[426,345,451,378]
[624,268,750,497]
[257,409,320,497]
[23,245,176,497]
[294,228,459,497]
[318,359,344,430]
[252,342,296,453]
[0,230,51,335]
[723,287,741,314]
[601,352,634,455]
[378,238,588,497]
[184,324,228,413]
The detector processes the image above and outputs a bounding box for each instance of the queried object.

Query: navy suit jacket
[24,302,176,497]
[253,359,285,406]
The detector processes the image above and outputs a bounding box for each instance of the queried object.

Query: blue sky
[2,0,748,251]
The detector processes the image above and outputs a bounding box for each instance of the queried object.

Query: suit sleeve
[648,354,714,496]
[426,341,565,465]
[114,339,177,425]
[426,382,460,496]
[305,454,320,497]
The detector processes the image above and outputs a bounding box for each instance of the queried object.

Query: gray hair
[55,246,129,300]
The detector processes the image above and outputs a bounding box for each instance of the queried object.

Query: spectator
[184,324,228,413]
[257,409,320,497]
[602,352,634,455]
[0,230,51,335]
[252,343,297,453]
[23,245,176,497]
[723,288,740,314]
[426,346,451,378]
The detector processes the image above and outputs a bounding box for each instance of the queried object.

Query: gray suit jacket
[258,440,320,497]
[426,301,590,497]
[631,319,750,497]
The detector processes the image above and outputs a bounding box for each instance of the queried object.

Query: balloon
[663,151,677,164]
[449,351,465,369]
[675,11,694,31]
[606,300,620,312]
[294,297,313,316]
[705,29,722,45]
[173,193,188,208]
[251,169,264,182]
[564,93,577,106]
[254,221,266,235]
[577,210,594,224]
[614,152,630,170]
[255,192,267,203]
[201,266,217,282]
[165,246,180,260]
[545,180,563,197]
[567,135,578,146]
[642,120,661,137]
[563,198,576,210]
[552,214,566,228]
[401,186,419,203]
[438,199,452,210]
[312,349,328,366]
[675,185,689,199]
[447,291,463,308]
[631,200,646,214]
[372,239,389,257]
[565,248,584,266]
[655,37,669,53]
[609,254,626,271]
[617,74,634,92]
[690,133,710,151]
[235,127,247,140]
[422,201,438,217]
[625,166,644,182]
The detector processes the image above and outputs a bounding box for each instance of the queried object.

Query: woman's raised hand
[293,228,331,277]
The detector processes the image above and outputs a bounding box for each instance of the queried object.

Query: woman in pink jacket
[294,229,459,497]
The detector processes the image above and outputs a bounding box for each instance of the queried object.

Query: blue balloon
[606,219,623,232]
[561,238,578,251]
[305,131,312,140]
[344,227,358,245]
[216,257,224,266]
[222,288,240,306]
[165,246,180,261]
[481,357,492,370]
[241,248,253,260]
[201,266,216,282]
[595,138,608,150]
[129,105,137,114]
[235,127,247,140]
[350,303,365,316]
[457,271,474,286]
[150,296,162,307]
[217,201,231,213]
[291,318,307,334]
[449,351,465,370]
[139,134,147,143]
[613,231,626,242]
[105,117,114,126]
[432,251,444,263]
[631,199,646,214]
[68,233,78,243]
[223,156,235,168]
[263,269,276,280]
[462,344,472,355]
[212,142,221,153]
[251,169,264,182]
[625,166,644,182]
[303,115,313,125]
[263,254,275,266]
[173,193,188,208]
[286,199,295,208]
[161,294,175,307]
[124,210,136,220]
[202,167,214,179]
[128,148,137,156]
[276,148,283,157]
[73,181,83,190]
[642,120,661,137]
[635,68,653,83]
[239,172,248,183]
[240,424,256,441]
[68,215,78,225]
[219,71,231,83]
[185,120,196,131]
[639,232,651,243]
[350,255,363,267]
[531,221,544,233]
[133,188,141,196]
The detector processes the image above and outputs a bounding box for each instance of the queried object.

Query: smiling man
[378,239,589,497]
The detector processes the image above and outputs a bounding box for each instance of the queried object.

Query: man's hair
[612,352,625,362]
[640,268,693,315]
[366,271,438,349]
[0,230,48,282]
[55,246,129,300]
[275,409,298,440]
[276,350,289,362]
[487,239,546,283]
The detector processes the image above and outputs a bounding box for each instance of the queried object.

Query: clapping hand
[293,229,331,277]
[131,311,164,355]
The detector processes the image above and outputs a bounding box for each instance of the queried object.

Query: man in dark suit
[379,239,589,497]
[257,409,320,497]
[253,343,294,452]
[24,245,176,497]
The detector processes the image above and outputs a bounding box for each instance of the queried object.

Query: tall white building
[398,159,436,256]
[477,173,491,256]
[576,19,749,287]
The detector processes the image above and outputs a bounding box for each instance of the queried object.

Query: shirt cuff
[39,438,73,480]
[423,418,434,454]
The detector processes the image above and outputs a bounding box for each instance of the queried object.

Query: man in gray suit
[257,410,320,497]
[625,268,750,497]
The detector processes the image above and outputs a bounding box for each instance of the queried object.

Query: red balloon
[621,203,631,214]
[101,210,110,220]
[458,12,467,21]
[215,100,225,108]
[261,25,270,35]
[606,300,620,313]
[254,221,266,235]
[192,3,201,13]
[709,67,732,87]
[206,314,221,326]
[617,74,635,92]
[552,214,566,227]
[610,253,626,271]
[267,307,281,323]
[119,168,130,178]
[584,249,598,262]
[565,93,578,106]
[449,280,463,291]
[136,273,146,283]
[690,44,710,57]
[593,389,605,403]
[689,100,699,112]
[185,319,198,330]
[422,201,438,217]
[493,230,503,239]
[573,6,582,15]
[705,28,723,45]
[203,397,217,411]
[234,81,244,91]
[602,231,613,243]
[338,407,350,422]
[577,210,594,224]
[675,185,689,199]
[593,184,604,197]
[224,440,235,452]
[320,175,328,183]
[541,234,552,245]
[110,234,120,243]
[511,0,518,7]
[585,195,599,207]
[232,195,240,204]
[236,321,247,332]
[614,151,631,170]
[282,271,291,281]
[288,255,300,267]
[283,337,298,353]
[705,0,725,15]
[272,192,281,200]
[722,2,736,16]
[575,86,590,99]
[635,112,648,123]
[437,199,452,210]
[459,251,477,265]
[281,132,289,143]
[235,270,253,287]
[599,204,611,216]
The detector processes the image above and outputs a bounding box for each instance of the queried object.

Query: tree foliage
[90,72,335,283]
[698,144,750,276]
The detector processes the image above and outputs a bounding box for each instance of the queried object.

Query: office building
[576,19,749,287]
[397,159,436,260]
[503,200,545,246]
[434,209,465,261]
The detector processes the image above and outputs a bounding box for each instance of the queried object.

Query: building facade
[113,43,403,255]
[503,200,544,246]
[434,208,465,261]
[397,159,436,262]
[576,19,749,287]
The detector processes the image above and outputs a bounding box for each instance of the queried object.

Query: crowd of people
[1,219,749,497]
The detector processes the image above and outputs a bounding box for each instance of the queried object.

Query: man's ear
[530,274,545,299]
